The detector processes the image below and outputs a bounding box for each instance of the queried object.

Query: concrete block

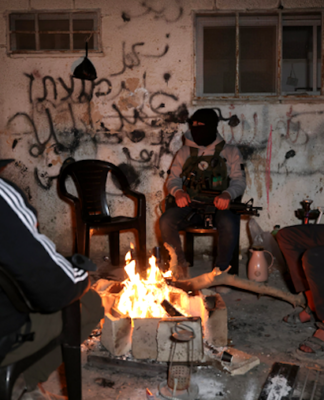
[216,0,279,10]
[101,312,132,356]
[204,293,228,347]
[209,348,260,375]
[282,0,324,8]
[157,317,203,362]
[131,318,160,360]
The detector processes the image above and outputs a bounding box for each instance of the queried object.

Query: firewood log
[164,242,305,308]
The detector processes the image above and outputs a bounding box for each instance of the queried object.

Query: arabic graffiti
[121,0,183,23]
[7,70,188,190]
[111,41,169,76]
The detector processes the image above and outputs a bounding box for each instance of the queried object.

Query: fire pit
[93,251,228,360]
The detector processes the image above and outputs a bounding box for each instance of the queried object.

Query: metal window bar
[313,24,317,92]
[277,11,282,96]
[235,12,239,96]
[9,11,99,53]
[35,13,39,51]
[322,11,324,95]
[196,10,323,98]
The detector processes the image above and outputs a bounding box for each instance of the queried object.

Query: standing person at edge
[159,108,246,280]
[276,225,324,365]
[0,159,104,400]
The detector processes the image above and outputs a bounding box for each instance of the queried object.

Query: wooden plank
[87,354,168,377]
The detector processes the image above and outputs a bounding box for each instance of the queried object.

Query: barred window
[8,11,101,53]
[196,12,322,98]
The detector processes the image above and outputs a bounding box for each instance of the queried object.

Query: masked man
[0,159,104,400]
[160,108,246,279]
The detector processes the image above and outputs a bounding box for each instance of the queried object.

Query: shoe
[283,306,316,326]
[21,384,67,400]
[213,265,231,276]
[295,324,324,366]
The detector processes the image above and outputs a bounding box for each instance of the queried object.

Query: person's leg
[213,210,240,272]
[24,288,104,389]
[277,225,324,324]
[298,246,324,354]
[1,289,104,391]
[277,225,324,293]
[302,247,324,321]
[160,206,203,267]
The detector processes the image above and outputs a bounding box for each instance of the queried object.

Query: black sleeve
[0,178,90,313]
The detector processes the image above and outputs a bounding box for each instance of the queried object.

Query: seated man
[0,159,104,400]
[159,108,246,279]
[277,225,324,362]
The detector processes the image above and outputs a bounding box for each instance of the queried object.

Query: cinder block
[101,312,132,356]
[131,318,160,360]
[157,317,203,362]
[204,293,228,347]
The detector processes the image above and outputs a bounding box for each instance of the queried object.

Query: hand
[175,190,191,208]
[214,192,231,210]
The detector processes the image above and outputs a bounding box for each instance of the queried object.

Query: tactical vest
[180,141,229,202]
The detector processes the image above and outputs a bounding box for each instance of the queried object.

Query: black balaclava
[188,108,219,147]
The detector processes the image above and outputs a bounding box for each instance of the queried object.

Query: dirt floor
[41,252,324,400]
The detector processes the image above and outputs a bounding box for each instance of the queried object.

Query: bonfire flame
[116,251,175,319]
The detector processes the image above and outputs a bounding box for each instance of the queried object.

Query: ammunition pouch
[180,141,229,202]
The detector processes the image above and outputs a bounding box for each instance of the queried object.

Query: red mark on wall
[266,125,272,211]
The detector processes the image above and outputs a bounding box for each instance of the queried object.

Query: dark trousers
[159,206,240,271]
[277,225,324,321]
[0,289,104,390]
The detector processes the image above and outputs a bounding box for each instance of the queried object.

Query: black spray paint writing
[121,0,183,23]
[7,69,188,190]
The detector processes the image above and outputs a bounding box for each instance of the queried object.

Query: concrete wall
[1,0,324,261]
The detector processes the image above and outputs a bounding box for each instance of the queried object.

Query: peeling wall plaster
[1,0,324,260]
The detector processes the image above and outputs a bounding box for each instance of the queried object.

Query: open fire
[116,251,187,319]
[95,247,228,359]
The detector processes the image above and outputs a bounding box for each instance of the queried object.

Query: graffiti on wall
[5,0,324,208]
[7,69,189,190]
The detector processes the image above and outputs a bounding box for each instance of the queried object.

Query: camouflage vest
[180,141,228,202]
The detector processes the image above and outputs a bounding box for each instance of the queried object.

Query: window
[8,11,101,53]
[196,12,322,98]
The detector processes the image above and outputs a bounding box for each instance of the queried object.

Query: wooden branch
[173,271,305,308]
[163,242,305,308]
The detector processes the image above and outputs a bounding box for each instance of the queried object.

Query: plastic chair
[0,265,82,400]
[58,159,146,268]
[182,224,240,275]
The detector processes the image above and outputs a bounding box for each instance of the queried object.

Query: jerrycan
[248,246,274,282]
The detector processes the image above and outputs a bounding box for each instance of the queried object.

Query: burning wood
[161,299,184,317]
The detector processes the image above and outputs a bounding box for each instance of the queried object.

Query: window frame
[7,9,102,55]
[195,9,324,102]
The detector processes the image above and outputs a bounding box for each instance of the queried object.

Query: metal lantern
[159,322,199,400]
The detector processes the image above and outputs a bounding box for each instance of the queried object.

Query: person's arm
[166,148,188,197]
[0,178,90,313]
[214,145,246,210]
[222,145,246,200]
[166,147,192,207]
